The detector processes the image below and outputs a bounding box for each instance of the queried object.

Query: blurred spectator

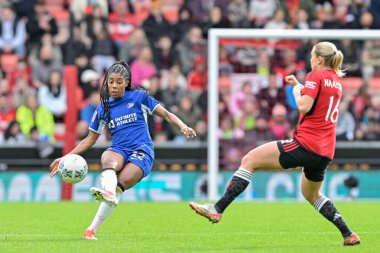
[16,89,55,141]
[142,0,174,48]
[91,27,117,73]
[26,0,58,51]
[8,58,32,90]
[71,54,91,91]
[80,69,101,99]
[62,25,91,65]
[336,100,356,141]
[153,35,176,72]
[279,0,316,25]
[269,103,290,139]
[350,84,370,122]
[248,0,277,28]
[370,0,380,29]
[37,70,67,122]
[219,114,241,139]
[194,120,207,141]
[219,45,233,75]
[234,98,258,132]
[30,42,63,88]
[227,0,250,28]
[344,0,370,29]
[294,9,312,29]
[108,0,137,49]
[190,0,229,24]
[0,4,27,56]
[274,48,306,79]
[130,46,157,87]
[144,74,163,102]
[77,90,100,139]
[187,56,207,91]
[263,8,288,30]
[70,0,108,24]
[244,115,276,143]
[173,5,197,44]
[320,4,343,29]
[358,11,374,29]
[361,40,380,80]
[118,28,150,64]
[0,93,16,132]
[11,0,36,18]
[176,25,206,75]
[202,6,230,38]
[11,77,30,108]
[160,64,188,90]
[29,126,54,158]
[257,73,286,119]
[1,120,25,143]
[170,95,202,142]
[80,4,108,46]
[161,73,186,112]
[229,80,255,116]
[340,39,362,77]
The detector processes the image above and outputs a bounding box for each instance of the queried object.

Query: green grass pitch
[0,202,378,253]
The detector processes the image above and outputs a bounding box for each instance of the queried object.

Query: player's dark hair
[100,61,132,123]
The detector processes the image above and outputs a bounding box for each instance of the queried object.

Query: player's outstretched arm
[153,105,197,138]
[50,131,100,178]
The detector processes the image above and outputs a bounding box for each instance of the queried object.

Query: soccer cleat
[189,201,222,223]
[83,229,97,240]
[343,233,360,246]
[90,187,119,208]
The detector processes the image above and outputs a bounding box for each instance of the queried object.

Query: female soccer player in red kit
[190,41,360,246]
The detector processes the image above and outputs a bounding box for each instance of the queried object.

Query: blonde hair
[312,41,345,78]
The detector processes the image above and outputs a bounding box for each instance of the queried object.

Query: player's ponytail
[312,41,345,78]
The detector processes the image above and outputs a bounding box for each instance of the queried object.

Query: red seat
[368,77,380,90]
[0,54,18,73]
[341,77,363,92]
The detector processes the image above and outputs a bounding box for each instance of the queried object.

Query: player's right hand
[285,75,300,87]
[50,158,61,178]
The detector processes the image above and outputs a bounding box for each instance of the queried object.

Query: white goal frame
[207,29,380,200]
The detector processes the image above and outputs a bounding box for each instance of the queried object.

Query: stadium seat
[46,6,69,22]
[0,54,18,73]
[341,77,363,93]
[368,77,380,90]
[163,6,179,23]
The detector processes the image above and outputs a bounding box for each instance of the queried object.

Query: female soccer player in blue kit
[50,61,196,240]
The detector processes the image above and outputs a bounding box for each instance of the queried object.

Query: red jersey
[293,70,342,159]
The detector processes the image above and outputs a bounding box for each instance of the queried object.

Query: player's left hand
[49,158,61,178]
[180,125,197,138]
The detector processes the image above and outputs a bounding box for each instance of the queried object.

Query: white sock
[88,191,123,232]
[100,169,117,195]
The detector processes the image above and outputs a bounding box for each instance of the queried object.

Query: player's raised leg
[301,172,360,246]
[84,184,124,240]
[190,141,282,223]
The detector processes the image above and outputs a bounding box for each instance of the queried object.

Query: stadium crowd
[0,0,379,150]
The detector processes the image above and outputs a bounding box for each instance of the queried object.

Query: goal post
[207,29,380,200]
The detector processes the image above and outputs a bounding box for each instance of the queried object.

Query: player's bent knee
[241,151,256,172]
[301,190,319,204]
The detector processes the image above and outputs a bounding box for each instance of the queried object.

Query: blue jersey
[89,90,159,158]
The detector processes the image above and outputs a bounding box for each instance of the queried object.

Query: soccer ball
[58,154,88,184]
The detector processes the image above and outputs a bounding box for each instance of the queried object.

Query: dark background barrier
[0,141,378,171]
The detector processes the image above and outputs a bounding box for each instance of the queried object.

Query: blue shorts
[107,146,154,178]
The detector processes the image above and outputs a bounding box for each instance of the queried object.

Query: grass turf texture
[0,202,378,253]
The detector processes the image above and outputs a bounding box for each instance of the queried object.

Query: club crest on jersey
[305,81,316,89]
[127,102,134,108]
